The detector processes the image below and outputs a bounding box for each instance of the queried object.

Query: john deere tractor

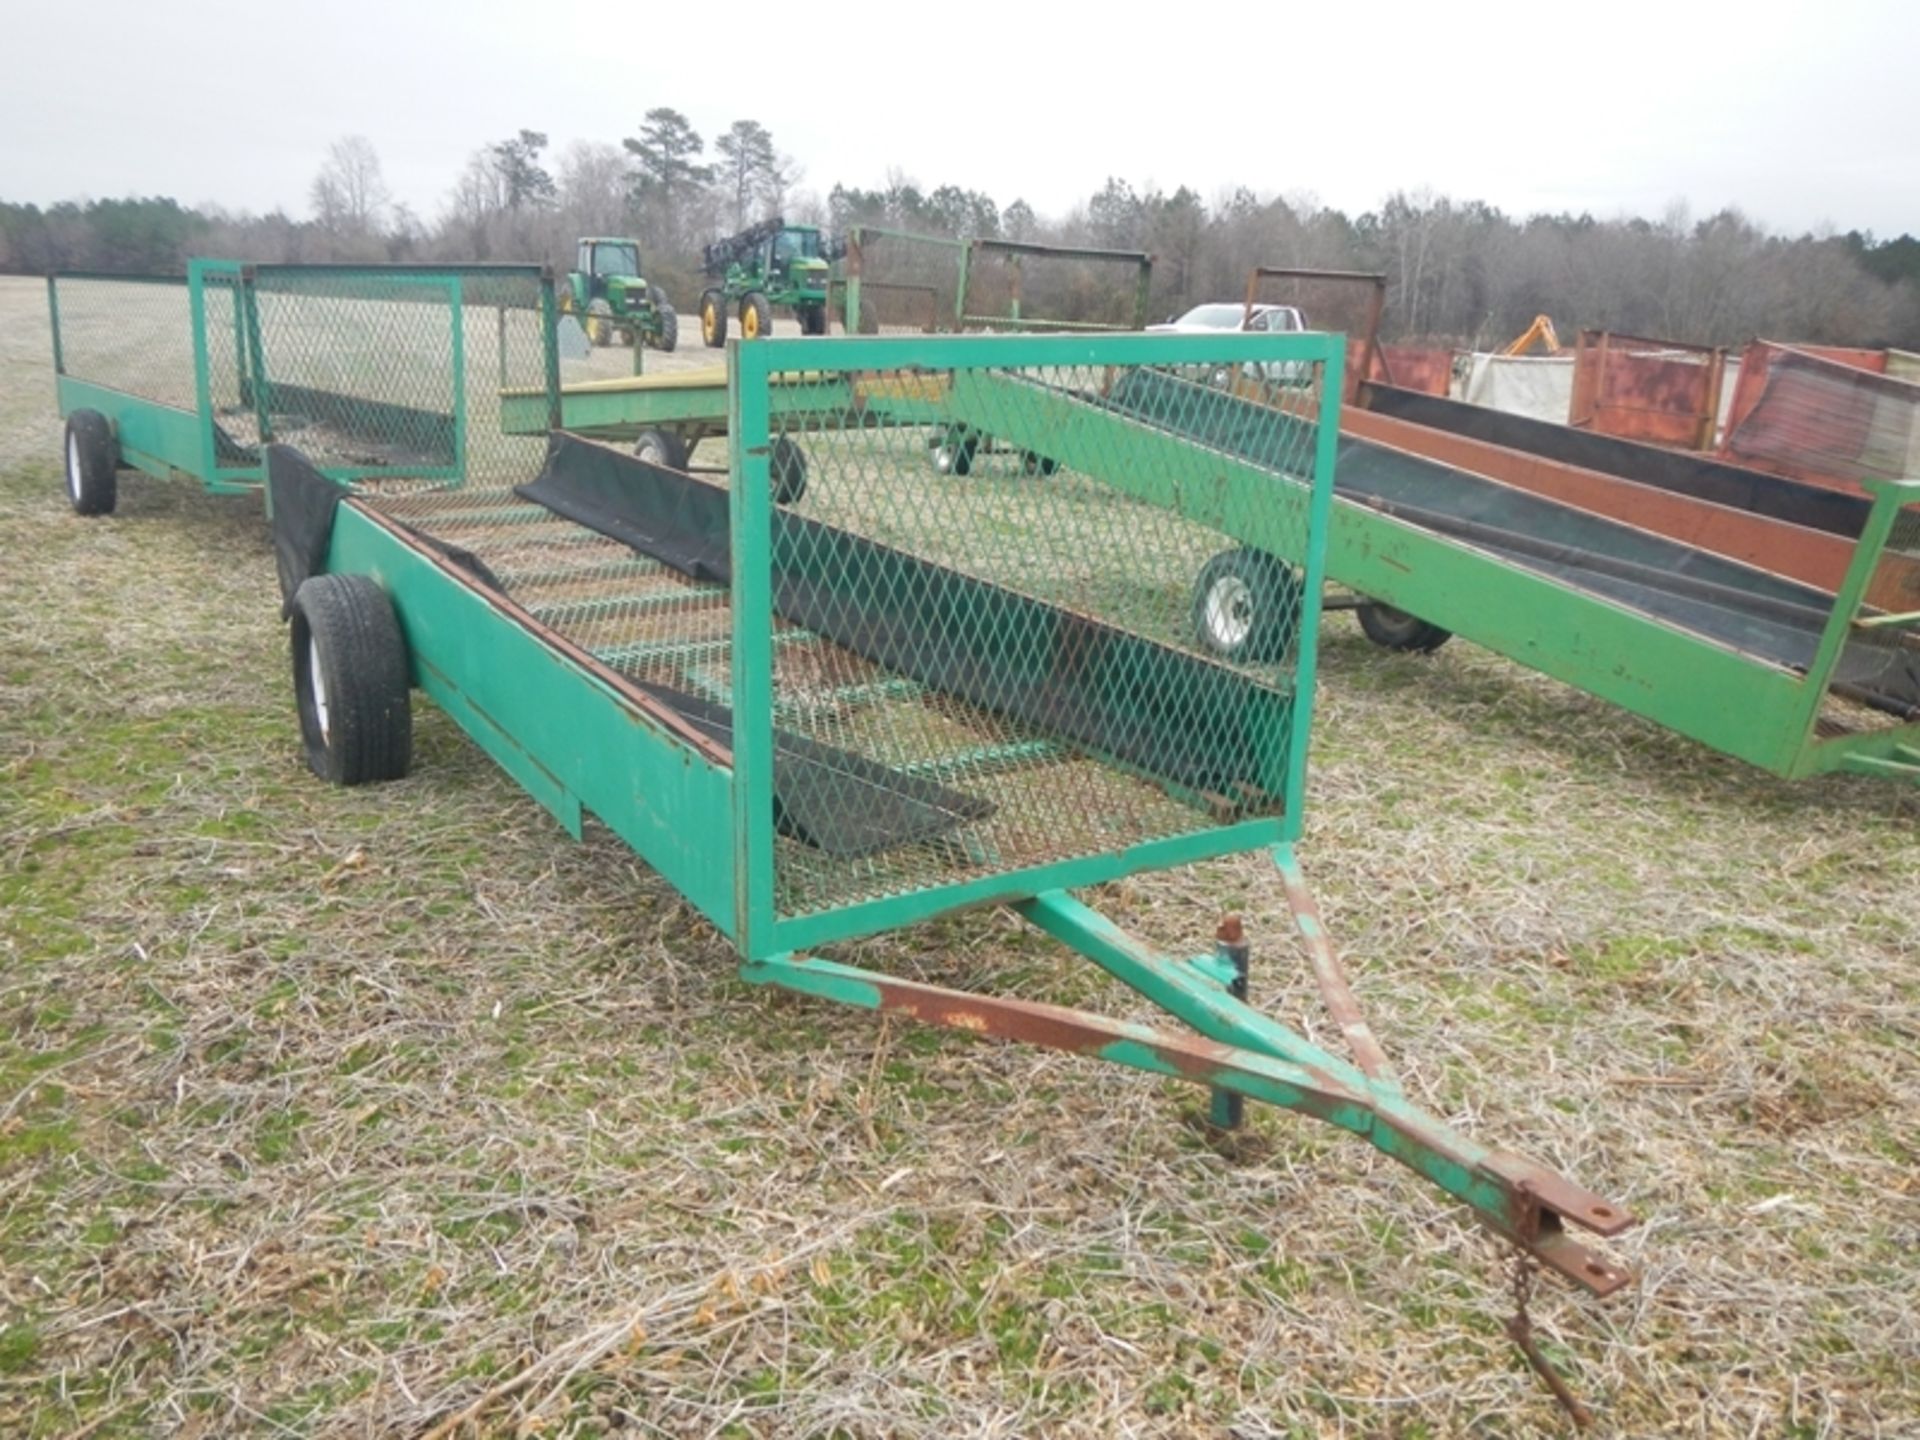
[562,238,678,351]
[698,217,833,344]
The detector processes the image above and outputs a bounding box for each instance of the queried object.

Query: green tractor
[561,238,678,351]
[698,217,833,344]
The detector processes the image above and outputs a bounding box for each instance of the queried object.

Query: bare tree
[557,141,632,238]
[310,135,389,239]
[714,120,777,231]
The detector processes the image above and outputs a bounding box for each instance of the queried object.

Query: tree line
[4,108,1917,349]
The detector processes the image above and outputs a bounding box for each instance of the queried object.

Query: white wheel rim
[1205,576,1255,650]
[307,638,331,744]
[933,446,953,474]
[66,432,82,503]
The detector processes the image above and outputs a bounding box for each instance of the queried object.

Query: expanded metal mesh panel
[52,276,199,410]
[246,267,553,487]
[358,479,741,711]
[744,348,1331,920]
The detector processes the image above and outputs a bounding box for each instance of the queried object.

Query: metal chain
[1504,1246,1594,1429]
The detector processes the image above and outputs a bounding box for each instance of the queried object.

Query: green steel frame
[839,227,1154,336]
[502,367,1920,785]
[47,261,557,494]
[307,328,1635,1306]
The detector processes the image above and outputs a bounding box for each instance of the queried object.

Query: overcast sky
[2,0,1915,238]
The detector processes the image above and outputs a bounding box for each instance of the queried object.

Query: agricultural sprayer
[699,216,833,343]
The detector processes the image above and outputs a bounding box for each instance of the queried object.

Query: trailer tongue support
[744,874,1632,1296]
[498,422,1633,1297]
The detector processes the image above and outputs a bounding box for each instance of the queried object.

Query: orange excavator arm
[1503,314,1562,356]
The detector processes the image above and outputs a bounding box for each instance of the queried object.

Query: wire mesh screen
[734,337,1337,924]
[245,265,553,488]
[51,275,199,410]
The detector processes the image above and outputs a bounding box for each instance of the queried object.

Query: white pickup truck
[1148,301,1307,336]
[1147,302,1312,384]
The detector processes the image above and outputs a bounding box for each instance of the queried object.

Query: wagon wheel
[701,291,727,347]
[769,435,808,504]
[63,409,118,516]
[1355,600,1452,654]
[289,573,412,786]
[634,427,687,470]
[931,427,977,477]
[1191,548,1302,664]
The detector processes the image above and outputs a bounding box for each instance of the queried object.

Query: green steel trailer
[47,262,561,512]
[500,361,1920,786]
[46,269,1639,1412]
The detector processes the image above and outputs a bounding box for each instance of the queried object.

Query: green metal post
[241,271,272,452]
[230,280,251,413]
[447,279,468,485]
[540,274,562,432]
[45,276,63,375]
[187,260,217,482]
[728,338,778,956]
[1283,338,1346,835]
[1207,919,1251,1129]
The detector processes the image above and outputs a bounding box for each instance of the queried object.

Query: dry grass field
[2,272,1917,1438]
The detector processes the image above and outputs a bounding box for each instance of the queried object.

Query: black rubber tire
[63,409,118,516]
[931,429,977,477]
[290,574,412,786]
[741,292,773,340]
[633,427,687,470]
[1355,600,1452,654]
[1191,548,1303,664]
[586,298,615,348]
[769,435,808,505]
[701,291,727,347]
[655,301,679,353]
[800,303,828,336]
[1021,451,1060,478]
